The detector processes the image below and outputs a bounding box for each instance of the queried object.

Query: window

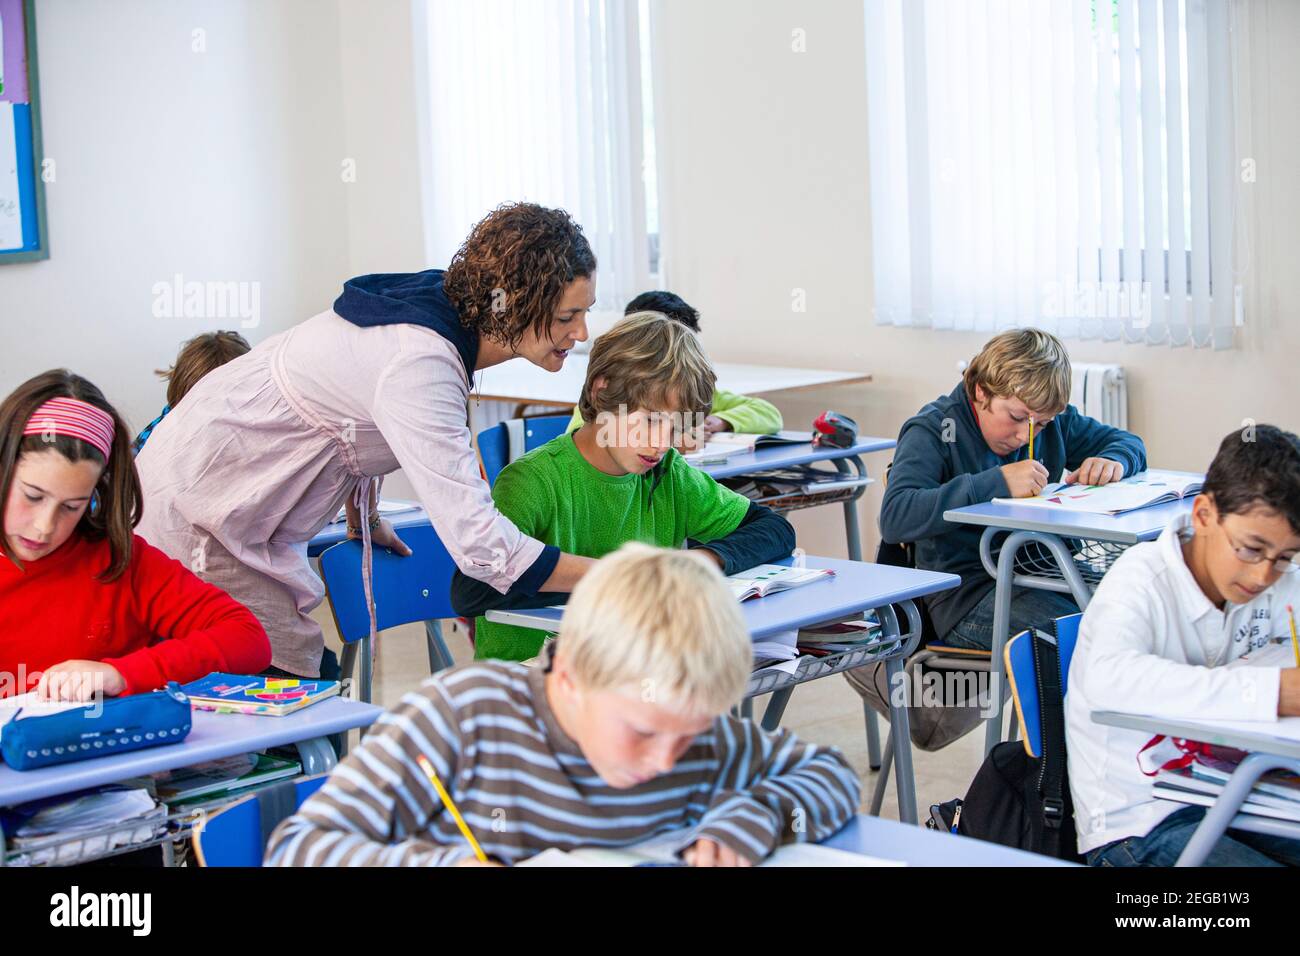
[415,0,660,311]
[864,0,1243,348]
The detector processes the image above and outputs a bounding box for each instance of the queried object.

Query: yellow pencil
[417,753,488,863]
[1288,605,1299,668]
[1028,418,1035,460]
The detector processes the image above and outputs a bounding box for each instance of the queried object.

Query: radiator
[1070,363,1127,430]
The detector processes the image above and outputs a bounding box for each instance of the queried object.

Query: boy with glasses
[1068,425,1300,866]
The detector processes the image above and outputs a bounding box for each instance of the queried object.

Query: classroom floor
[313,610,992,823]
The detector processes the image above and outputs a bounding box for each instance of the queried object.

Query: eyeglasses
[1222,526,1299,574]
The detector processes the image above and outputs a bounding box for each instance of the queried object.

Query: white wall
[0,0,353,434]
[652,0,1300,558]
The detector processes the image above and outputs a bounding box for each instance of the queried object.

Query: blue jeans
[944,586,1079,651]
[1088,805,1300,867]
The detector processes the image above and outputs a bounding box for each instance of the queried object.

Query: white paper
[0,102,23,252]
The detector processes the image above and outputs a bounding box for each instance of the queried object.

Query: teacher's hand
[352,518,413,557]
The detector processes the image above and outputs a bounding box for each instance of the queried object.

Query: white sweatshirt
[1066,513,1296,854]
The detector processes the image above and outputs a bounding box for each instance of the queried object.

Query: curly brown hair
[443,202,597,350]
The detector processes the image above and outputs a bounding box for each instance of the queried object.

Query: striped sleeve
[264,683,475,867]
[692,717,860,863]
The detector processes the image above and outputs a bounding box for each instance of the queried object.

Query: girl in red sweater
[0,370,271,701]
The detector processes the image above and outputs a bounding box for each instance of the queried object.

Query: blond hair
[557,543,751,716]
[962,329,1071,416]
[577,311,716,426]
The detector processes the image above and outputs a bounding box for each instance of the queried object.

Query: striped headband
[22,397,116,462]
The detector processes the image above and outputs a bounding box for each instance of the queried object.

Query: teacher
[136,203,597,678]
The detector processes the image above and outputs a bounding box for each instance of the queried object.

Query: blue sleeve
[879,421,1009,545]
[688,502,795,575]
[1059,408,1147,477]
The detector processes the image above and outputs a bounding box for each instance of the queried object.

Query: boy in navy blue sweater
[875,330,1146,651]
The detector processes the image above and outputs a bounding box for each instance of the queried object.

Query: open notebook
[726,564,835,602]
[993,469,1202,516]
[518,829,903,867]
[682,430,812,466]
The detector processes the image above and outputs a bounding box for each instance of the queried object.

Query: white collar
[1157,512,1223,623]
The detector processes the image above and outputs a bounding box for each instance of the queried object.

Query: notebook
[727,564,835,603]
[682,430,813,466]
[518,833,902,867]
[993,469,1202,516]
[150,752,301,804]
[179,674,340,716]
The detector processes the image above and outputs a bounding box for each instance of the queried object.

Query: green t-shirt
[475,432,753,661]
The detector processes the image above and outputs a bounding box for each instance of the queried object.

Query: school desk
[944,471,1203,755]
[487,554,960,825]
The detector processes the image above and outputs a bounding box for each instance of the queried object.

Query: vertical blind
[416,0,651,313]
[864,0,1242,348]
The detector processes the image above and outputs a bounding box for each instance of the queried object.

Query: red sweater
[0,532,271,698]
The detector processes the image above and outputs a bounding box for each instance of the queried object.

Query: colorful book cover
[179,673,340,717]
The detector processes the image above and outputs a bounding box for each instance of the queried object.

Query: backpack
[938,623,1084,862]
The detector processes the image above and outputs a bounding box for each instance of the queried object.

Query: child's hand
[1000,459,1049,498]
[1064,458,1125,487]
[682,838,753,867]
[702,415,730,435]
[453,856,503,867]
[37,660,127,701]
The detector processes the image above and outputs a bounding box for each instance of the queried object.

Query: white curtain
[864,0,1242,349]
[415,0,651,314]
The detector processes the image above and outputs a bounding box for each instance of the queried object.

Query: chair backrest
[1004,612,1083,758]
[873,539,940,646]
[319,522,459,644]
[192,775,329,866]
[477,414,572,486]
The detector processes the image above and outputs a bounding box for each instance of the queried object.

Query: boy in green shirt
[565,291,783,440]
[454,312,797,660]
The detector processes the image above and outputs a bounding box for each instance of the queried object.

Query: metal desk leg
[831,455,868,562]
[868,733,893,816]
[760,687,795,731]
[879,602,920,824]
[294,736,340,775]
[740,698,754,720]
[1175,753,1300,866]
[864,705,883,770]
[425,619,454,673]
[982,529,1098,755]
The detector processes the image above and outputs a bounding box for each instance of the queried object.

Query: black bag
[954,624,1084,862]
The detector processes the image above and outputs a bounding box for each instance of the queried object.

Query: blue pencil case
[0,683,193,771]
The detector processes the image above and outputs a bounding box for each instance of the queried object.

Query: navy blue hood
[333,269,478,377]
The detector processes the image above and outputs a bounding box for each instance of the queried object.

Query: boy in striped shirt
[265,543,860,866]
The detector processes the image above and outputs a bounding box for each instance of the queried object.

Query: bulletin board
[0,0,47,262]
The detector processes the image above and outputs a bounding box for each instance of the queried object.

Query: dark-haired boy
[1068,425,1300,866]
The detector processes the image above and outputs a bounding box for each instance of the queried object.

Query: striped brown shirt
[265,659,860,866]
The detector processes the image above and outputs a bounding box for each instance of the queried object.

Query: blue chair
[477,414,572,486]
[1003,612,1082,758]
[192,775,328,866]
[319,522,460,704]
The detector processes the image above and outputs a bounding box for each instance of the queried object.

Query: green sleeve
[491,457,552,540]
[711,389,783,435]
[565,405,583,434]
[670,452,753,543]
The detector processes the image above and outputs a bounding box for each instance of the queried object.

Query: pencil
[416,753,488,863]
[1028,418,1035,460]
[1288,605,1299,668]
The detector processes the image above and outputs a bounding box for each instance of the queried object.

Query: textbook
[179,674,340,716]
[151,753,301,804]
[993,469,1202,516]
[682,430,812,466]
[1153,774,1300,823]
[727,564,835,602]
